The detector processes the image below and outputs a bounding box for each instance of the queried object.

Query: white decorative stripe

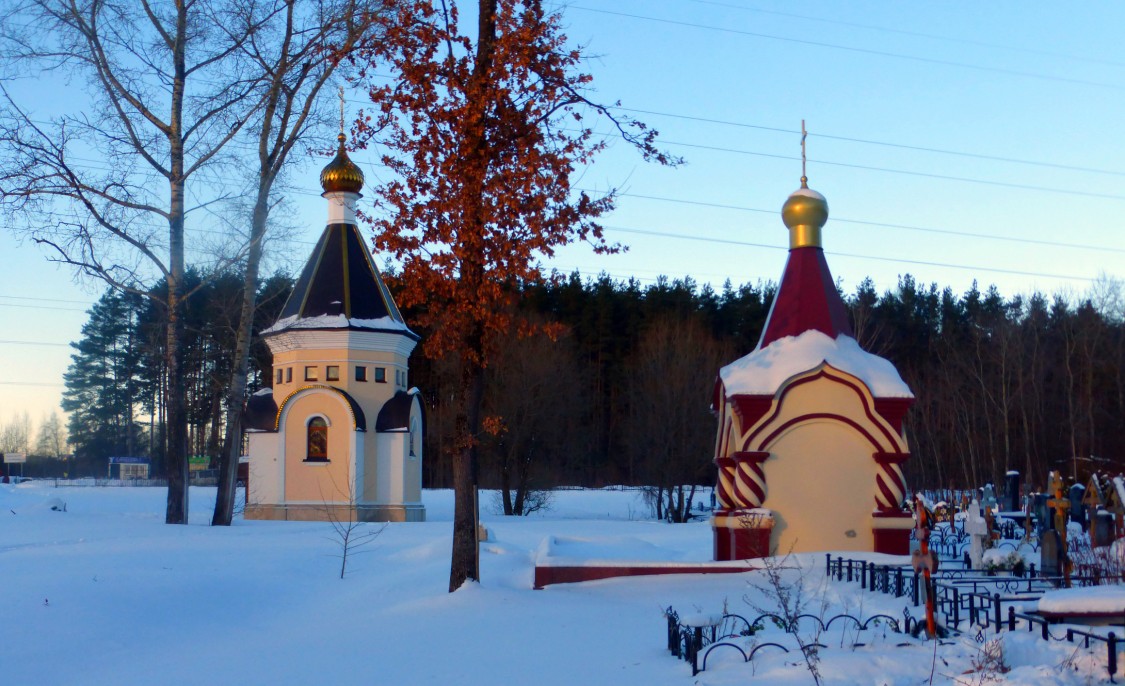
[717,465,735,509]
[266,329,417,356]
[734,459,766,508]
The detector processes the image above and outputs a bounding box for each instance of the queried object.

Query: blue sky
[3,0,1125,430]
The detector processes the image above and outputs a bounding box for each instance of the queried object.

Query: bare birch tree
[211,0,391,526]
[0,0,269,523]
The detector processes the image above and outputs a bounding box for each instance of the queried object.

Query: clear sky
[3,1,1125,432]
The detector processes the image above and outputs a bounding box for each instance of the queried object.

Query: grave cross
[1046,471,1072,586]
[1082,473,1104,543]
[1047,471,1070,534]
[913,495,938,639]
[983,504,998,542]
[964,499,988,570]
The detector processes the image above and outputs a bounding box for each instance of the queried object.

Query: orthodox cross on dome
[339,85,345,136]
[800,119,808,187]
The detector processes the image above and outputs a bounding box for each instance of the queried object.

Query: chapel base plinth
[872,511,914,555]
[713,512,774,561]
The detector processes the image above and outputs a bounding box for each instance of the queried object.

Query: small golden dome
[320,133,364,194]
[781,177,828,249]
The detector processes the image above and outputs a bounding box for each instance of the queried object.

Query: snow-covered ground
[2,483,1118,685]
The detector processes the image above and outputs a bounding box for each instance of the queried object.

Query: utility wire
[606,191,1125,254]
[602,225,1096,283]
[46,131,1125,214]
[685,0,1125,68]
[655,137,1125,202]
[0,294,94,305]
[568,6,1125,91]
[0,302,89,312]
[613,107,1125,178]
[0,340,72,347]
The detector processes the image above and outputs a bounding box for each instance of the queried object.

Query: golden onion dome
[320,133,364,194]
[781,176,828,249]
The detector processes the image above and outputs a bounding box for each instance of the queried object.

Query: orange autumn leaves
[351,0,671,370]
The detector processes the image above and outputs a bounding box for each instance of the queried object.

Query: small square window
[326,365,339,381]
[285,368,292,383]
[355,366,367,382]
[275,369,283,384]
[374,367,386,383]
[305,366,318,382]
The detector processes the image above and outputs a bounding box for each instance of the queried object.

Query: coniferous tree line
[57,268,1125,509]
[58,270,291,477]
[412,272,1125,507]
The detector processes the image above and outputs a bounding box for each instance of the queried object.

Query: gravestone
[1039,529,1062,577]
[965,499,988,570]
[1069,483,1087,528]
[1004,471,1021,512]
[1094,511,1116,548]
[1033,494,1050,534]
[981,484,998,511]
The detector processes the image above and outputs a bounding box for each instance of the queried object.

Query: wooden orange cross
[1046,471,1072,586]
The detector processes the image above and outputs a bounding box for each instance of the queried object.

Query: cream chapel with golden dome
[710,171,915,559]
[243,135,425,522]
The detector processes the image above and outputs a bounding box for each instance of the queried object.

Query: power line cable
[653,137,1125,202]
[0,340,72,347]
[568,6,1125,91]
[0,302,89,312]
[606,191,1125,254]
[602,225,1097,283]
[0,294,95,305]
[685,0,1125,69]
[612,107,1125,178]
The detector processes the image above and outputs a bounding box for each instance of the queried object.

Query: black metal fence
[664,605,900,676]
[825,554,1124,679]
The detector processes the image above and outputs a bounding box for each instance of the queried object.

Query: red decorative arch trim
[740,367,900,450]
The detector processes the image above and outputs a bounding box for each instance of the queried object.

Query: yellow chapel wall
[280,391,356,504]
[741,370,907,554]
[761,421,879,553]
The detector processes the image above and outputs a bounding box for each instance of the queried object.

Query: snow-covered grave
[1038,585,1125,624]
[2,482,1122,685]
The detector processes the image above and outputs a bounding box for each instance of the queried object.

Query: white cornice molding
[266,330,417,357]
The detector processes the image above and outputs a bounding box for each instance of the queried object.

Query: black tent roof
[267,223,416,339]
[376,389,421,432]
[244,385,369,432]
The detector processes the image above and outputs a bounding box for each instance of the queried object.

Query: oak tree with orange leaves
[353,0,675,591]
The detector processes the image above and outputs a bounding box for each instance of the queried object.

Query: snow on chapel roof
[719,330,913,399]
[718,170,912,399]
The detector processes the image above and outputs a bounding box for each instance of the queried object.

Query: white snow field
[1,483,1118,685]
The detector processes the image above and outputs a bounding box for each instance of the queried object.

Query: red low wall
[533,562,760,590]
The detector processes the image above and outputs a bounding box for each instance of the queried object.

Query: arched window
[306,417,328,462]
[409,417,419,458]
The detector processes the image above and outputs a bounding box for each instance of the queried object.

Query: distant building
[108,456,150,480]
[244,134,425,522]
[711,174,914,559]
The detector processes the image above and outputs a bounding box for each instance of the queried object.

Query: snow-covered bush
[1069,536,1125,585]
[982,548,1025,575]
